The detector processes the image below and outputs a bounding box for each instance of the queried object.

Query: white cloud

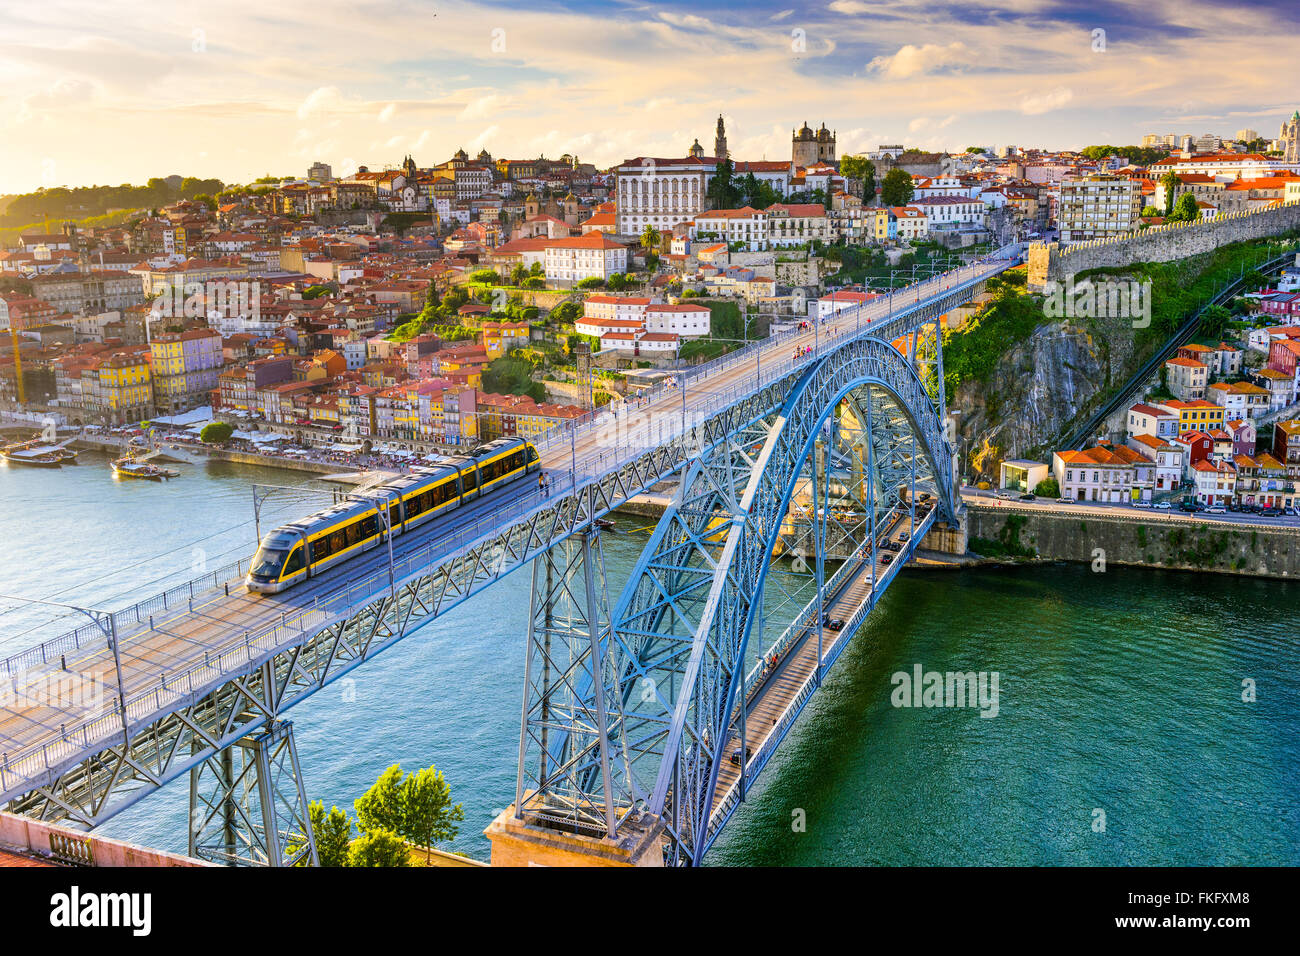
[1019,86,1074,115]
[296,86,343,120]
[868,42,977,80]
[377,103,396,123]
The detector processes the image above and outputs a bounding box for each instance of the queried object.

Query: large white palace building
[614,155,718,234]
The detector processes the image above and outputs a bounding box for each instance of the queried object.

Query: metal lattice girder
[607,336,955,865]
[188,719,315,867]
[515,530,632,837]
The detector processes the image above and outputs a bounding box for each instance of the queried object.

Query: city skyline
[4,0,1300,193]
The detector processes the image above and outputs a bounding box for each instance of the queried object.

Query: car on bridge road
[1154,502,1172,510]
[729,747,753,766]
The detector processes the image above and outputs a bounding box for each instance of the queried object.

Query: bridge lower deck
[709,506,930,823]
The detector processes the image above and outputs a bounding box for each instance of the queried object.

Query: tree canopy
[354,763,465,855]
[199,422,233,444]
[880,167,916,206]
[1079,144,1169,167]
[839,155,877,199]
[483,355,545,403]
[0,176,225,227]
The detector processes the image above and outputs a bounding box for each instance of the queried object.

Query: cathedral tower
[714,115,729,161]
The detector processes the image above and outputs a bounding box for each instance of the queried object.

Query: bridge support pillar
[513,530,633,842]
[485,798,664,867]
[920,512,969,556]
[188,719,316,867]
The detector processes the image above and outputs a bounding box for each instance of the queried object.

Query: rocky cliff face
[950,312,1143,477]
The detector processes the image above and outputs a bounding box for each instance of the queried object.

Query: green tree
[469,268,500,284]
[1168,191,1201,223]
[483,355,545,402]
[640,224,661,254]
[304,801,353,867]
[199,421,233,444]
[1200,304,1233,339]
[1160,171,1182,215]
[839,155,877,199]
[1033,477,1060,498]
[347,829,411,867]
[354,764,406,835]
[607,272,630,292]
[401,765,465,854]
[550,301,582,325]
[705,158,740,208]
[1140,205,1162,218]
[880,167,915,206]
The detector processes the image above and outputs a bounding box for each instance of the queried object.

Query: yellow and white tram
[245,438,541,593]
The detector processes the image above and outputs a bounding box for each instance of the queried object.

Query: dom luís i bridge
[0,247,1021,867]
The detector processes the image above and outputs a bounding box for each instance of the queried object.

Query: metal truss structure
[520,335,955,865]
[2,257,1008,863]
[189,719,315,867]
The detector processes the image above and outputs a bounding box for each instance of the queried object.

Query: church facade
[1282,110,1299,165]
[792,122,836,167]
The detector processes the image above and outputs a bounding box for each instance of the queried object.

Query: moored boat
[1,439,77,468]
[112,454,179,481]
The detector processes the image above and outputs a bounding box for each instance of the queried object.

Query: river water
[2,453,1296,864]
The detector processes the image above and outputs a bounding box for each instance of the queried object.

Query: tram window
[359,514,378,539]
[389,503,401,527]
[462,468,478,491]
[284,546,304,575]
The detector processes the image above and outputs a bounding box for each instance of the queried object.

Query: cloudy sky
[4,0,1299,193]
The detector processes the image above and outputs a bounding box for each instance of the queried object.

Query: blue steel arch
[606,334,955,864]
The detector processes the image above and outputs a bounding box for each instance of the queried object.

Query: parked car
[1133,500,1151,508]
[1019,493,1036,501]
[1261,508,1281,517]
[1056,496,1072,504]
[1154,502,1172,510]
[1205,506,1227,514]
[1284,508,1297,517]
[996,491,1016,499]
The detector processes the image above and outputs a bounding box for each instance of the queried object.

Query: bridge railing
[0,557,252,681]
